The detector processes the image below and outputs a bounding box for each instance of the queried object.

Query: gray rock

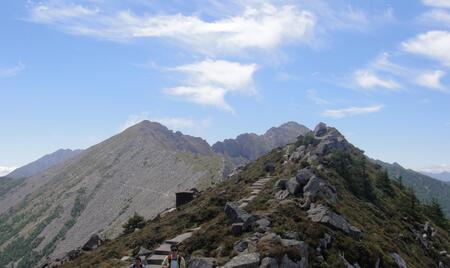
[275,179,288,190]
[223,253,260,268]
[389,253,407,268]
[137,246,151,257]
[314,123,328,137]
[319,233,332,249]
[286,177,302,195]
[280,240,308,259]
[231,223,244,236]
[275,190,289,200]
[189,257,217,268]
[256,218,271,230]
[225,203,256,230]
[279,254,308,268]
[265,163,276,173]
[340,254,361,268]
[295,168,314,187]
[234,240,249,253]
[281,232,297,240]
[81,234,104,251]
[260,257,278,268]
[307,204,361,239]
[375,258,381,268]
[66,248,82,261]
[303,176,337,204]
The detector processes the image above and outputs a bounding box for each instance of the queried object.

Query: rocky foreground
[60,123,450,268]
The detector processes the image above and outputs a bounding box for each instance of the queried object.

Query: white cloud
[420,9,450,25]
[28,3,316,54]
[0,63,26,78]
[416,70,447,91]
[164,86,232,111]
[402,31,450,66]
[171,60,258,93]
[0,166,17,177]
[353,70,400,90]
[122,114,211,132]
[322,104,384,118]
[419,163,450,173]
[422,0,450,8]
[166,59,258,111]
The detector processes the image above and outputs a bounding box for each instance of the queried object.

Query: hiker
[129,257,144,268]
[162,245,185,268]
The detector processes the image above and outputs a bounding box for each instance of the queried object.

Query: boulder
[340,254,361,268]
[137,246,151,257]
[231,223,244,236]
[67,248,82,261]
[319,233,332,249]
[81,233,104,251]
[225,203,256,230]
[307,204,361,239]
[280,240,308,259]
[275,179,288,190]
[303,176,337,204]
[256,218,271,231]
[234,240,249,253]
[189,257,218,268]
[314,123,328,137]
[275,190,289,200]
[279,254,308,268]
[223,253,260,268]
[295,168,314,187]
[286,177,302,195]
[265,163,276,173]
[389,253,407,268]
[260,257,278,268]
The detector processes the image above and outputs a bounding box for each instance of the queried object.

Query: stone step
[165,232,193,245]
[147,265,164,268]
[251,190,261,195]
[147,254,166,265]
[154,243,171,255]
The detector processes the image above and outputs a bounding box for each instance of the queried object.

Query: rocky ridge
[61,123,450,268]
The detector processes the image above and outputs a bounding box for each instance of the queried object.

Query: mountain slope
[422,171,450,182]
[212,122,310,163]
[6,149,83,179]
[375,161,450,217]
[62,123,450,268]
[0,121,226,267]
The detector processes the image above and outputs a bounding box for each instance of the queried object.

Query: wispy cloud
[122,114,211,132]
[422,0,450,8]
[416,70,447,91]
[165,59,258,111]
[307,89,331,105]
[420,9,450,26]
[0,166,17,177]
[353,70,400,90]
[28,2,316,55]
[322,104,384,118]
[0,62,26,78]
[402,31,450,67]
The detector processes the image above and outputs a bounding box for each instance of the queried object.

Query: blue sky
[1,0,450,175]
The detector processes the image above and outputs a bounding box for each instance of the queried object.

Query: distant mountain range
[421,171,450,182]
[0,120,309,267]
[6,149,83,179]
[375,161,450,217]
[212,121,309,165]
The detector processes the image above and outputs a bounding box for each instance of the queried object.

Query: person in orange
[161,245,186,268]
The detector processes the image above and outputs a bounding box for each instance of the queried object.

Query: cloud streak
[322,104,384,118]
[0,166,17,177]
[28,2,316,55]
[402,31,450,67]
[0,62,26,78]
[353,70,400,90]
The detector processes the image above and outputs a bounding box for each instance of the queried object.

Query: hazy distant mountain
[375,161,450,217]
[6,149,83,179]
[212,121,310,163]
[421,171,450,182]
[0,121,227,266]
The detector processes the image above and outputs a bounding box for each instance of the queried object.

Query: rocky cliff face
[0,121,226,267]
[212,122,310,163]
[6,149,83,179]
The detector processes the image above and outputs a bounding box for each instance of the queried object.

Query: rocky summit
[0,121,308,268]
[60,123,450,268]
